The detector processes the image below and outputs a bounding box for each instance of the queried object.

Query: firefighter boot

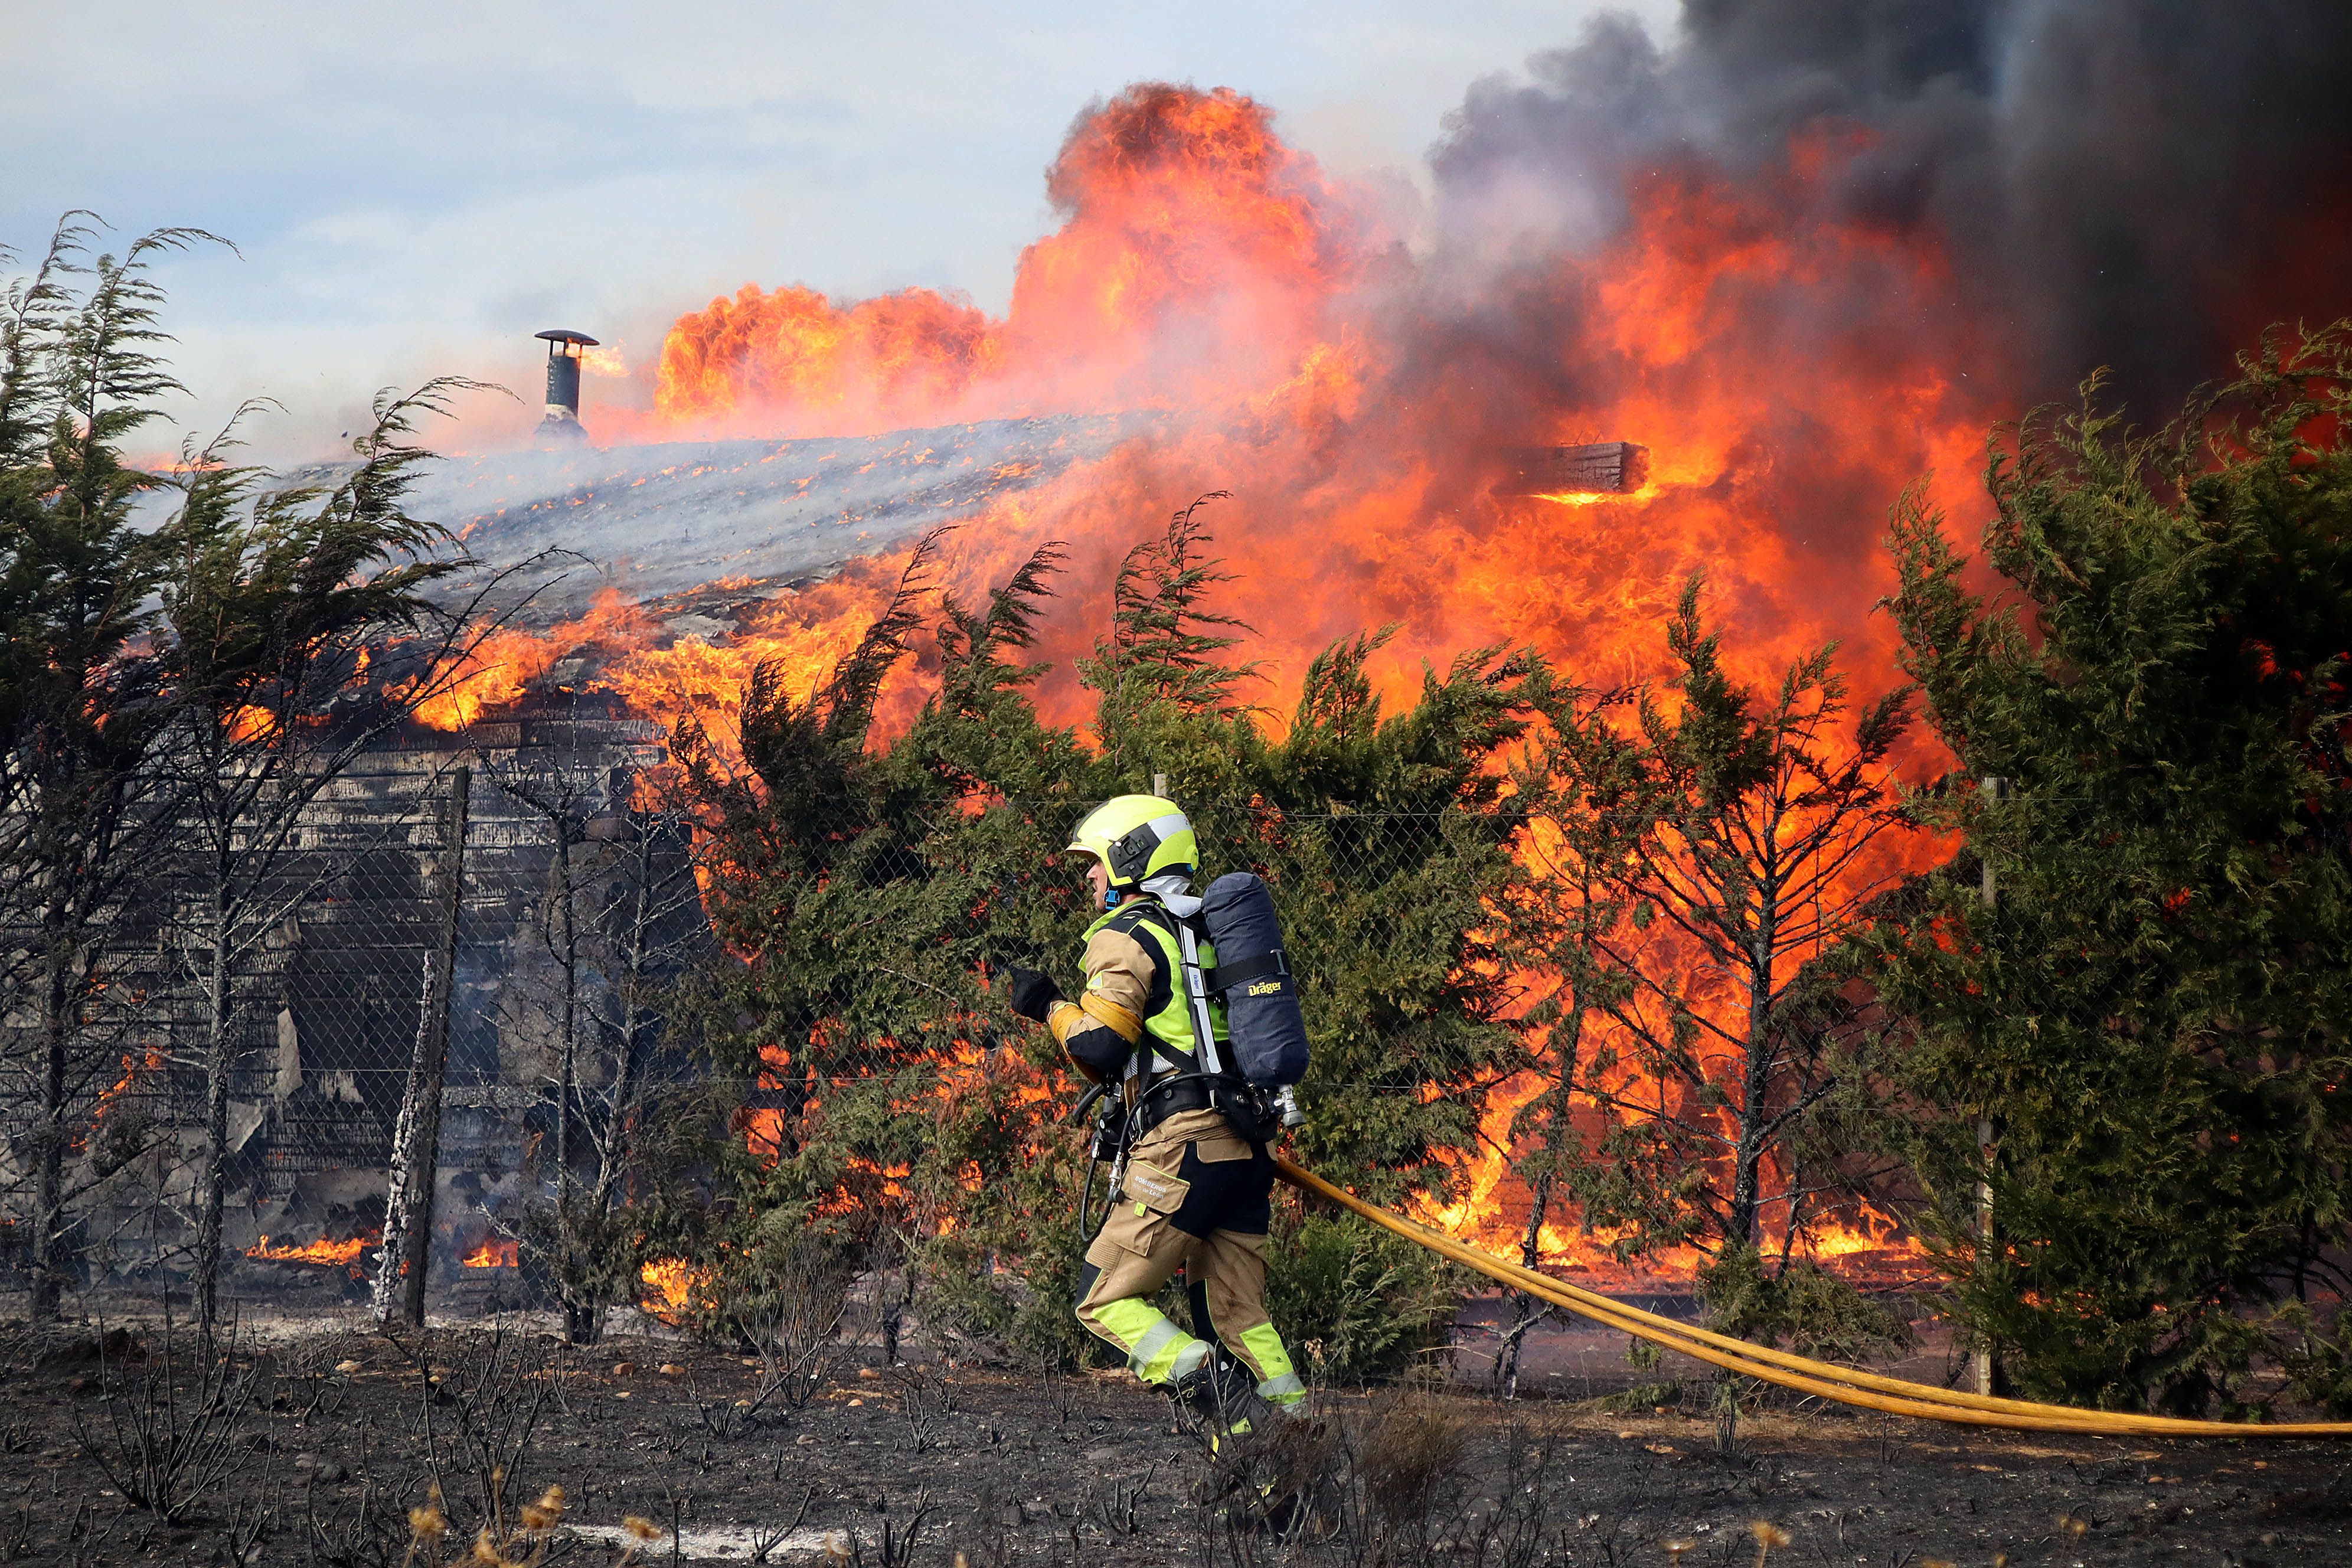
[1169,1354,1273,1444]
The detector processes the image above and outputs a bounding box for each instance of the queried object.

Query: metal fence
[0,714,1948,1311]
[0,701,715,1299]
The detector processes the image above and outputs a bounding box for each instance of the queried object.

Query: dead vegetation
[70,1309,261,1525]
[0,1318,2341,1565]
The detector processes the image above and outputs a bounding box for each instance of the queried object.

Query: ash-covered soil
[4,1319,2347,1566]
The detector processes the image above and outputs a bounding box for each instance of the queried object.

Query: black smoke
[1429,0,2352,410]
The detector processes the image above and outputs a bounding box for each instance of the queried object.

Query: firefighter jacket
[1046,895,1230,1085]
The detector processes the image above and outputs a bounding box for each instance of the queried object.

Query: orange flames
[462,1237,520,1268]
[88,1047,166,1133]
[630,96,1990,753]
[479,86,2015,1278]
[224,704,275,743]
[639,1256,711,1322]
[413,587,660,730]
[412,566,901,754]
[658,285,1001,436]
[247,1234,374,1267]
[655,85,1353,440]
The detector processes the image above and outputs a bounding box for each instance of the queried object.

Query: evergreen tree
[1522,576,1915,1355]
[152,377,498,1339]
[675,496,1550,1368]
[675,530,1103,1359]
[0,219,216,1319]
[1870,328,2352,1411]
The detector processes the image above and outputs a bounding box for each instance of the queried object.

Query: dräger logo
[1247,979,1285,997]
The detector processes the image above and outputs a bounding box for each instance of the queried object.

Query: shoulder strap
[1095,901,1185,1082]
[1169,913,1228,1078]
[1105,897,1228,1078]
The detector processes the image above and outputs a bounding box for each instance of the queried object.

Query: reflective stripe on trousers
[1086,1295,1212,1384]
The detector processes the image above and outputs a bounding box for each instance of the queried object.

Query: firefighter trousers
[1073,1108,1304,1408]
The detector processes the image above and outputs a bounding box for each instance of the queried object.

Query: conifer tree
[153,377,505,1339]
[0,219,217,1319]
[1524,576,1916,1356]
[1870,329,2352,1412]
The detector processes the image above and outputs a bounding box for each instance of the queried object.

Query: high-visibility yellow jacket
[1046,896,1229,1083]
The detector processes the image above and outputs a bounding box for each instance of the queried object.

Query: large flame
[654,84,1355,440]
[630,100,1989,737]
[465,86,2014,1280]
[462,1237,520,1269]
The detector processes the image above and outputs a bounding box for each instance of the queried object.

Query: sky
[1,0,1675,464]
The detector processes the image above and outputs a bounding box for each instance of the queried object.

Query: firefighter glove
[1005,967,1064,1023]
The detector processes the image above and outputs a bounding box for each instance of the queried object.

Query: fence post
[1972,775,2008,1398]
[374,765,469,1327]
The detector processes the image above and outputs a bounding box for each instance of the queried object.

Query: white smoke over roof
[298,413,1151,625]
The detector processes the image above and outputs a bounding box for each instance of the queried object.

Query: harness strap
[1173,916,1228,1078]
[1203,950,1286,994]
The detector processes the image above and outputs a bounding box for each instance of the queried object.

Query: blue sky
[2,1,1672,462]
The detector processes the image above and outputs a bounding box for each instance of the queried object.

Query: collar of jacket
[1084,890,1162,938]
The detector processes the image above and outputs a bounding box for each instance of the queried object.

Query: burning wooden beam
[1492,440,1647,497]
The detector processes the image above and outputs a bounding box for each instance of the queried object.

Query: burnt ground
[2,1312,2349,1567]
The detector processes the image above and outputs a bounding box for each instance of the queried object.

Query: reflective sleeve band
[1046,1001,1087,1045]
[1257,1373,1305,1403]
[1079,994,1144,1043]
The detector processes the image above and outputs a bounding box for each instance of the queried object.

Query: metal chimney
[534,329,598,445]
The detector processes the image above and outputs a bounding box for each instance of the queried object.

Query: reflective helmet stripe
[1067,796,1196,890]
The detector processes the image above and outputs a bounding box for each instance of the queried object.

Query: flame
[248,1233,375,1266]
[580,342,629,378]
[639,98,1987,754]
[225,704,275,743]
[462,1237,520,1268]
[89,1047,165,1129]
[639,1256,711,1322]
[658,285,1001,435]
[655,84,1354,437]
[581,89,2025,1276]
[413,587,660,730]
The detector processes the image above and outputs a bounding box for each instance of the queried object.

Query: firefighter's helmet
[1067,795,1197,891]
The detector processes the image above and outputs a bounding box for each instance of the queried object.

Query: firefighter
[1003,794,1305,1435]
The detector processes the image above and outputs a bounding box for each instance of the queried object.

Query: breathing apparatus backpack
[1077,870,1311,1247]
[1149,871,1309,1143]
[1196,873,1309,1088]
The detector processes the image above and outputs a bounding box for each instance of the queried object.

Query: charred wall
[1,694,705,1309]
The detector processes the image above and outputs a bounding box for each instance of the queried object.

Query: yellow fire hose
[1275,1158,2352,1439]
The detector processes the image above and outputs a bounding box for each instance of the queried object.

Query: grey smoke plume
[1430,0,2352,407]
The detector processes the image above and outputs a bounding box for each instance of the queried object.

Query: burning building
[25,697,691,1308]
[19,2,2348,1307]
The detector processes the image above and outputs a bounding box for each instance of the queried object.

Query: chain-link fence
[0,698,2136,1358]
[0,721,1926,1316]
[0,701,716,1309]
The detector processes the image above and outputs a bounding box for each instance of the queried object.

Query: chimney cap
[535,328,600,347]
